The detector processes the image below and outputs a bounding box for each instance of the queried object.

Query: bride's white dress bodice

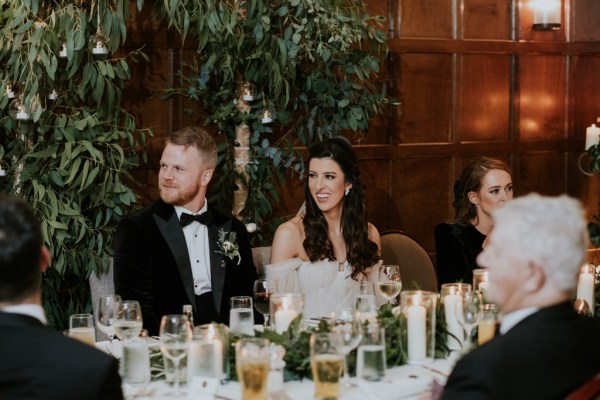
[265,258,361,320]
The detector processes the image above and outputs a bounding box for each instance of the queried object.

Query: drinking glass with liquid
[236,337,270,400]
[115,300,143,341]
[69,314,96,345]
[310,332,344,400]
[229,296,254,336]
[356,322,386,382]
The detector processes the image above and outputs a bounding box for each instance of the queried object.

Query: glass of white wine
[114,300,143,342]
[376,265,402,305]
[332,308,363,389]
[160,314,192,396]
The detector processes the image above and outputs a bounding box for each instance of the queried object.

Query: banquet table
[100,340,457,400]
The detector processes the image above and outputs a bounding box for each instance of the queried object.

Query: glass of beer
[235,337,270,400]
[310,332,344,400]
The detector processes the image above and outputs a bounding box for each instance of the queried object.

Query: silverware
[420,364,449,377]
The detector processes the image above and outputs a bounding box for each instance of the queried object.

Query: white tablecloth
[99,341,456,400]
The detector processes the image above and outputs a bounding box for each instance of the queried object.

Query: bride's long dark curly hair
[302,137,380,279]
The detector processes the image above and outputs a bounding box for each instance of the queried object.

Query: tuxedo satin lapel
[153,211,196,308]
[208,220,230,318]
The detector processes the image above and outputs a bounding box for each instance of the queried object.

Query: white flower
[216,229,241,266]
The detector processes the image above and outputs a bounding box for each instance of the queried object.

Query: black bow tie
[180,211,212,227]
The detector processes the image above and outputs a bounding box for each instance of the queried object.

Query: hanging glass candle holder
[260,107,274,124]
[9,96,30,120]
[0,160,7,177]
[48,89,58,100]
[5,82,15,99]
[59,43,68,58]
[89,28,109,55]
[238,81,255,101]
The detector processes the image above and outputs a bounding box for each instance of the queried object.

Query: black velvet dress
[434,223,486,287]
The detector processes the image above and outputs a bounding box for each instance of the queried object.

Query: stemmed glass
[159,314,192,396]
[114,300,143,342]
[96,294,121,352]
[354,282,378,323]
[459,290,483,349]
[332,308,363,389]
[376,265,402,305]
[253,279,273,328]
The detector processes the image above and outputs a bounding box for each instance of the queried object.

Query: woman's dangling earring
[344,188,350,196]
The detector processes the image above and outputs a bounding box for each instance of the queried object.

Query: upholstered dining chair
[379,230,438,292]
[89,259,115,341]
[566,374,600,400]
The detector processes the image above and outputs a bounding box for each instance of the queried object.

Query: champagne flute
[160,314,192,396]
[114,300,143,342]
[253,279,272,328]
[376,265,402,305]
[96,294,121,352]
[459,290,483,349]
[332,308,363,388]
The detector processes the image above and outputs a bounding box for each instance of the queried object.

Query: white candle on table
[407,301,427,363]
[444,289,463,351]
[274,309,297,334]
[577,271,595,314]
[586,124,600,150]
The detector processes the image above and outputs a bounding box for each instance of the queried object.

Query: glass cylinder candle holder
[189,323,230,382]
[440,283,471,352]
[472,269,490,303]
[576,263,596,315]
[400,291,437,364]
[270,293,303,334]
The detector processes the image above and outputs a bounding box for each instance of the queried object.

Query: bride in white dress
[266,138,382,320]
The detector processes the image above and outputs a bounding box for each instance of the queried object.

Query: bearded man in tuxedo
[442,194,600,400]
[0,195,123,400]
[113,126,257,335]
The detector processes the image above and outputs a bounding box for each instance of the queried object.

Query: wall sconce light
[531,0,561,30]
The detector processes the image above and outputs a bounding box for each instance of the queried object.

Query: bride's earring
[344,188,350,196]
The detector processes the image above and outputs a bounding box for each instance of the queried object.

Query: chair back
[567,374,600,400]
[380,230,438,292]
[89,259,115,341]
[251,246,271,278]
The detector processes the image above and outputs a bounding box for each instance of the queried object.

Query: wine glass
[332,308,363,388]
[376,265,402,305]
[160,314,192,395]
[459,290,483,349]
[354,282,378,323]
[253,279,272,328]
[114,300,143,342]
[96,294,121,352]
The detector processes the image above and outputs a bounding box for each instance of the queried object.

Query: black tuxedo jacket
[113,200,257,335]
[0,311,123,400]
[442,302,600,400]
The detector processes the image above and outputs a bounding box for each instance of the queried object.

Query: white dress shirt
[499,306,539,335]
[1,303,47,325]
[175,202,212,296]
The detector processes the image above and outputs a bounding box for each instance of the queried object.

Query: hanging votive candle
[48,89,58,100]
[5,83,15,99]
[9,97,29,120]
[270,293,303,334]
[440,283,471,351]
[59,43,67,58]
[90,28,109,55]
[261,108,274,124]
[576,263,596,315]
[239,81,255,101]
[400,290,437,364]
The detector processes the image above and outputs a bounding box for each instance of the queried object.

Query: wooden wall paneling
[358,159,393,233]
[517,152,568,195]
[398,0,455,39]
[518,55,567,141]
[397,53,454,144]
[571,0,600,41]
[457,54,512,141]
[461,0,512,40]
[570,55,600,141]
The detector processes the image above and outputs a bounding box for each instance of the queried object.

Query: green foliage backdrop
[0,0,150,329]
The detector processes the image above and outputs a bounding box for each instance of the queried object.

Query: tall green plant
[158,0,392,241]
[0,0,150,329]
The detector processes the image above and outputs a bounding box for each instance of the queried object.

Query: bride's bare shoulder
[274,215,304,240]
[271,215,305,262]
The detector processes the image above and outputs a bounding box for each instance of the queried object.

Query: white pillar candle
[585,124,600,150]
[444,290,463,351]
[577,271,595,314]
[407,303,427,362]
[274,309,297,334]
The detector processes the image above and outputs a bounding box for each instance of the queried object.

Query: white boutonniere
[216,229,241,266]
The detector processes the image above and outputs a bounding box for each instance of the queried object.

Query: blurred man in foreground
[442,193,600,400]
[0,194,123,400]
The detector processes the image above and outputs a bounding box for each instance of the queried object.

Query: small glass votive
[270,293,303,334]
[188,324,229,382]
[400,291,437,364]
[576,263,596,315]
[440,283,471,352]
[356,322,386,382]
[472,269,489,291]
[477,303,499,346]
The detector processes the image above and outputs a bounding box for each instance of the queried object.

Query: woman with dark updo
[434,157,513,287]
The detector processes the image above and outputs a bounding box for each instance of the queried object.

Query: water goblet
[160,314,193,396]
[332,308,363,389]
[253,279,272,328]
[96,294,121,351]
[459,290,483,349]
[114,300,143,342]
[376,265,402,305]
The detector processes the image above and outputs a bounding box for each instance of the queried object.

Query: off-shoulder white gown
[266,258,381,320]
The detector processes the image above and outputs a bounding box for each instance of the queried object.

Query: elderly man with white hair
[442,193,600,400]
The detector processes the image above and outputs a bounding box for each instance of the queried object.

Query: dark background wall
[122,0,600,265]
